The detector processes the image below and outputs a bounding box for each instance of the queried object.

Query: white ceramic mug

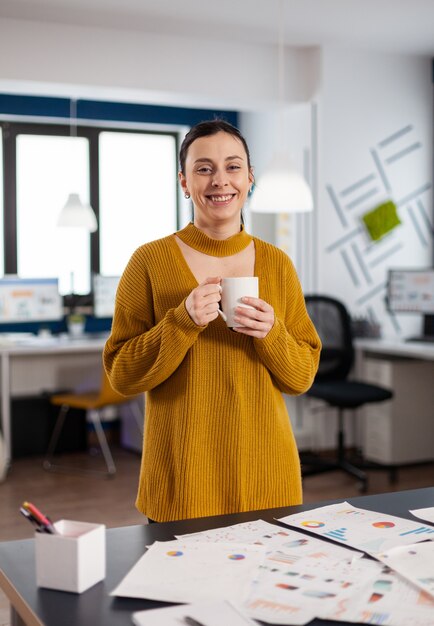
[219,277,259,328]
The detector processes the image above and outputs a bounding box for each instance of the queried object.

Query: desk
[355,338,434,464]
[0,335,108,470]
[355,337,434,361]
[0,487,433,626]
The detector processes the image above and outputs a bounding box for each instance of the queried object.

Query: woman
[103,119,321,522]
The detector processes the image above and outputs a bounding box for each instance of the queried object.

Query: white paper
[178,518,365,626]
[322,560,434,626]
[410,507,434,524]
[244,552,380,625]
[278,501,434,555]
[178,518,361,563]
[178,518,277,543]
[132,600,257,626]
[111,540,266,604]
[116,516,434,626]
[377,541,434,599]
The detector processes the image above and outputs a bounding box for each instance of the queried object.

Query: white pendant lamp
[249,154,313,214]
[57,192,98,232]
[250,0,313,215]
[57,98,98,232]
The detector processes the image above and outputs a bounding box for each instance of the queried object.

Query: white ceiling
[1,0,434,55]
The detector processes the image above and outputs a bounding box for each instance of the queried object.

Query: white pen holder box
[35,520,106,593]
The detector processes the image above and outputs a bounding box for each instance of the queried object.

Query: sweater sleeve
[103,246,206,396]
[253,252,321,395]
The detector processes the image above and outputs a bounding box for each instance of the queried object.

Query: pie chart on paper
[301,521,325,528]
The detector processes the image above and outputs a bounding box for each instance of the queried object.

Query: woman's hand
[232,297,275,339]
[185,276,222,327]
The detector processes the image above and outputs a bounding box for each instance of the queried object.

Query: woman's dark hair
[179,119,252,174]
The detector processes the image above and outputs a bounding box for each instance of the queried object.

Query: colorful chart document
[377,541,434,599]
[178,519,367,625]
[177,518,361,563]
[111,539,266,604]
[321,561,434,626]
[278,501,434,555]
[243,551,379,625]
[112,515,434,626]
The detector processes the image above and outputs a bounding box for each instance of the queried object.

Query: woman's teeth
[209,194,233,202]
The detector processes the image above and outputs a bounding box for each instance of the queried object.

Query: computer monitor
[0,277,63,323]
[387,268,434,314]
[93,275,120,318]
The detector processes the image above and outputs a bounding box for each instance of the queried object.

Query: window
[1,122,179,296]
[99,131,177,276]
[16,134,91,294]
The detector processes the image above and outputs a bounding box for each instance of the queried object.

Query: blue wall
[0,93,238,127]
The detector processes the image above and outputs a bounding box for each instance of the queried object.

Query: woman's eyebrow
[193,158,213,164]
[193,155,244,164]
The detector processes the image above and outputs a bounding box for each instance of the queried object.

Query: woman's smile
[206,193,236,206]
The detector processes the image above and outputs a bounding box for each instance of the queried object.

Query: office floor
[1,447,433,626]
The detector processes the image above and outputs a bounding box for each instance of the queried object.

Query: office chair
[43,369,143,477]
[301,295,393,492]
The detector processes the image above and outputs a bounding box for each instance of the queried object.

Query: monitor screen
[387,269,434,314]
[0,277,63,323]
[93,275,120,318]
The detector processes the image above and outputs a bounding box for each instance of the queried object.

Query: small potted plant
[66,312,86,337]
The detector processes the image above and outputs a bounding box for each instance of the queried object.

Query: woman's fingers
[233,297,275,338]
[185,277,222,326]
[186,283,274,336]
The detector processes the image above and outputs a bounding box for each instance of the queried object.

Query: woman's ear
[248,167,255,194]
[178,171,187,194]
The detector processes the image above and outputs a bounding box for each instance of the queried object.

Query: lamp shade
[57,193,98,232]
[249,154,313,214]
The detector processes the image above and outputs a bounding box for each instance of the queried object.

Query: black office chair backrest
[305,295,354,381]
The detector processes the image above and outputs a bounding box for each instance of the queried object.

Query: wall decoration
[324,123,433,337]
[362,201,401,242]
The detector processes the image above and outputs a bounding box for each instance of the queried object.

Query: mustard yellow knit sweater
[103,223,321,522]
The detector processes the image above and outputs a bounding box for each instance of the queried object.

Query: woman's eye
[228,164,241,171]
[197,166,212,174]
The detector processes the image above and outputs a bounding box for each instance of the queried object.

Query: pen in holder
[35,519,106,593]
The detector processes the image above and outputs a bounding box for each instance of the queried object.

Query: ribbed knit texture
[176,221,253,256]
[103,225,321,522]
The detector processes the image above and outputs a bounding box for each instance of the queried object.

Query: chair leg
[302,408,368,492]
[336,408,368,492]
[130,399,144,435]
[337,410,345,463]
[350,455,399,485]
[90,410,116,476]
[43,404,69,471]
[43,405,116,478]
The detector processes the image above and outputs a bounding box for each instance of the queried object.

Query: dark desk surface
[1,487,434,626]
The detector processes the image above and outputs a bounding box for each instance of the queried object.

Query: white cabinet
[362,356,434,464]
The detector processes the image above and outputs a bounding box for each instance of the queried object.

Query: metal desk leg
[1,352,11,473]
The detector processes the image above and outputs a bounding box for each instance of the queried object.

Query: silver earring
[184,192,191,199]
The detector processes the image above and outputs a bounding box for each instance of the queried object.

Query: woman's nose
[211,170,228,187]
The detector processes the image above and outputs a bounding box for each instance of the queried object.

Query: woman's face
[179,131,253,228]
